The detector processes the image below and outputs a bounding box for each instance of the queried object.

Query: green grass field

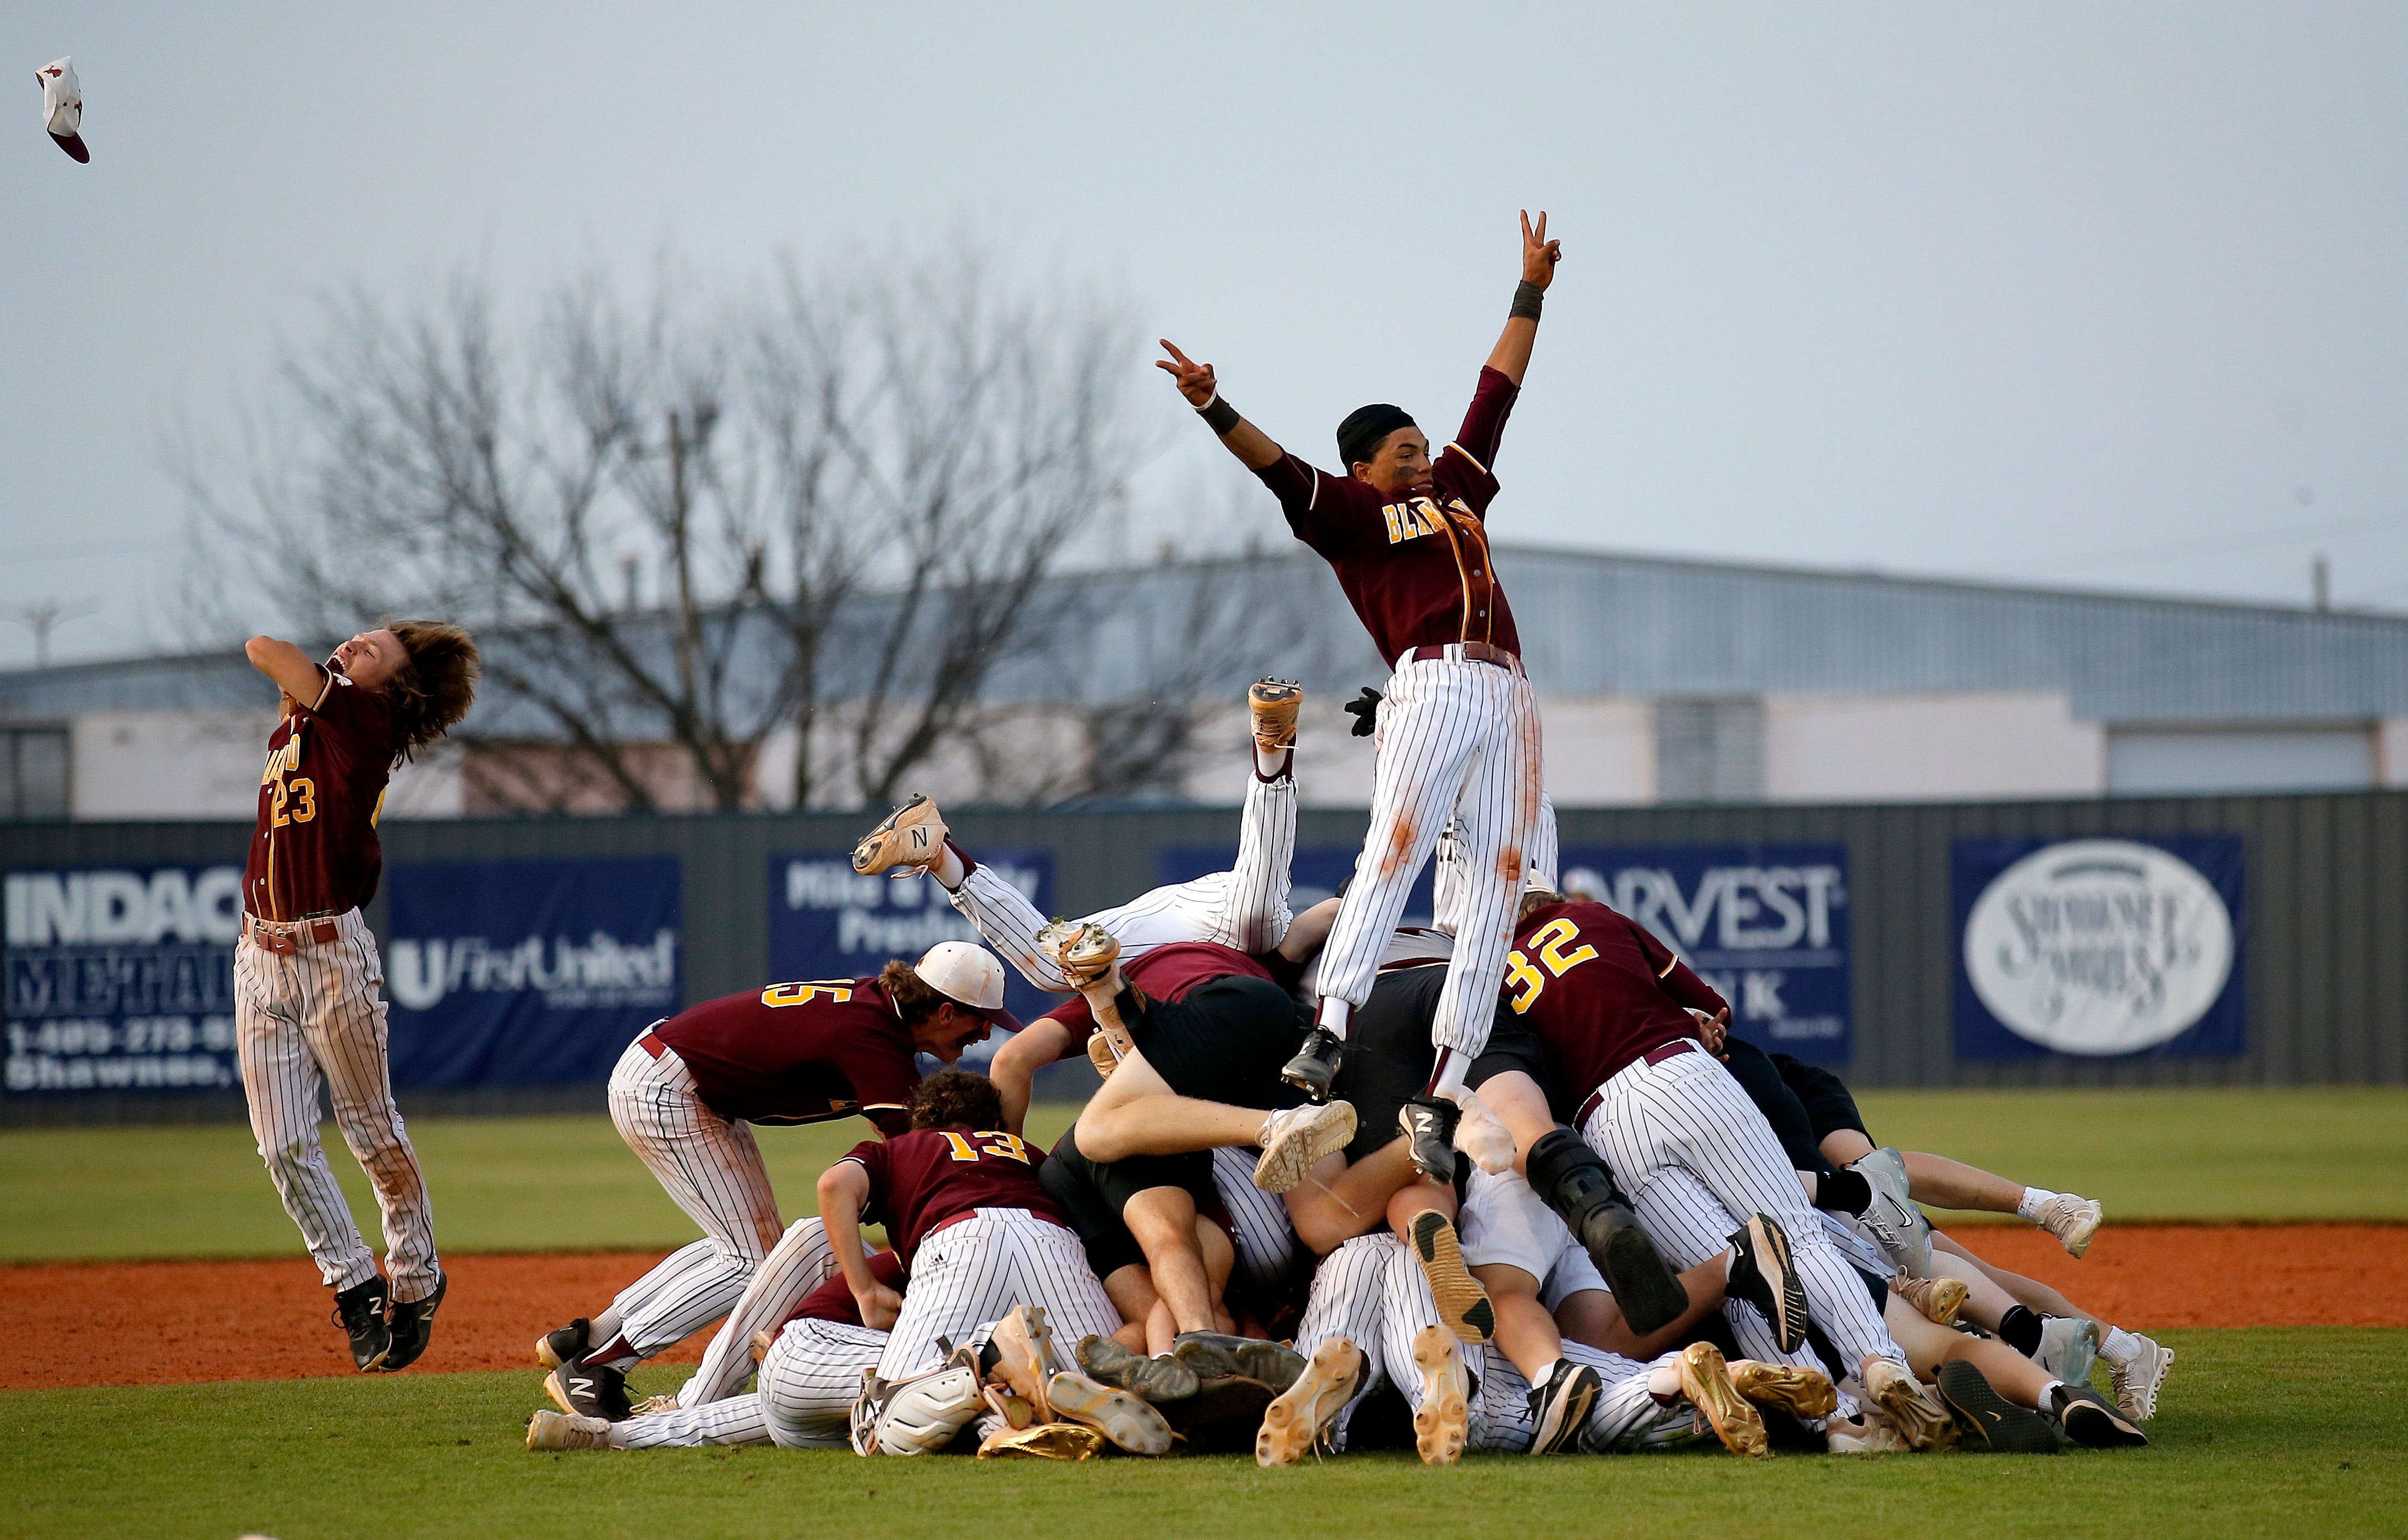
[7,1088,2406,1537]
[3,1329,2401,1539]
[5,1088,2404,1263]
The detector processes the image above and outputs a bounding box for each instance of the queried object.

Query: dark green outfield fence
[4,790,2403,1125]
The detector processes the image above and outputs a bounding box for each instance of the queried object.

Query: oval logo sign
[1962,838,2234,1056]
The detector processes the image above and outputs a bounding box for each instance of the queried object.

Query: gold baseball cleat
[1890,1273,1969,1327]
[1410,1324,1471,1466]
[1679,1341,1771,1458]
[852,794,948,876]
[1256,1337,1364,1467]
[1726,1358,1838,1419]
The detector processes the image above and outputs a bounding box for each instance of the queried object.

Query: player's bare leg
[1820,1128,2104,1258]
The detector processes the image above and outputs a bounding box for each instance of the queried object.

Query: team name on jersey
[259,722,305,784]
[1381,495,1470,546]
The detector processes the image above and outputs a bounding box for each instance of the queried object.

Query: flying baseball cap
[915,941,1022,1033]
[37,57,87,163]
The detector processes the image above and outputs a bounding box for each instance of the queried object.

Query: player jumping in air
[236,622,479,1372]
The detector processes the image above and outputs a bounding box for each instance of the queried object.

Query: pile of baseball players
[523,212,2170,1464]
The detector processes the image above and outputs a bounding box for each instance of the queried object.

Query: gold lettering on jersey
[1381,496,1467,547]
[259,724,305,785]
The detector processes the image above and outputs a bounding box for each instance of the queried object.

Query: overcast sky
[5,3,2405,669]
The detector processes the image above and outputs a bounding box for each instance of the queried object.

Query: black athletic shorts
[1124,973,1310,1112]
[1719,1036,1834,1180]
[1770,1053,1871,1146]
[1332,963,1547,1168]
[1041,1131,1217,1281]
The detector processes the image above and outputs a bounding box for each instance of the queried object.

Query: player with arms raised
[236,622,480,1373]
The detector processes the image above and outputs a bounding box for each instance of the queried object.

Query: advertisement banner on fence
[1157,841,1851,1062]
[3,863,245,1094]
[769,852,1055,1055]
[1953,835,2245,1060]
[386,857,682,1087]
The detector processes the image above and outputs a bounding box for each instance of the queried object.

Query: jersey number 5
[1503,918,1600,1014]
[939,1130,1031,1165]
[761,980,853,1008]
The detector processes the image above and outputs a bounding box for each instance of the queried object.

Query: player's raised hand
[1156,339,1218,407]
[1520,210,1562,292]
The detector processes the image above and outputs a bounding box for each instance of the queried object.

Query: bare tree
[176,249,1140,812]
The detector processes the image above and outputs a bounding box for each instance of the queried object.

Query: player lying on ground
[237,621,479,1373]
[1161,213,1559,1130]
[538,943,1017,1422]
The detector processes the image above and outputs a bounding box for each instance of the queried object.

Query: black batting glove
[1344,687,1383,737]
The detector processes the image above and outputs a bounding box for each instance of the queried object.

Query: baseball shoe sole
[2051,1382,2150,1448]
[2035,1193,2104,1258]
[1727,1214,1808,1353]
[989,1306,1059,1424]
[1410,1324,1471,1466]
[850,794,948,875]
[2034,1316,2099,1385]
[535,1318,590,1371]
[1862,1355,1959,1451]
[1252,1100,1357,1193]
[1727,1359,1839,1420]
[1279,1028,1344,1101]
[1172,1332,1305,1394]
[1678,1341,1770,1458]
[2109,1334,2174,1421]
[526,1410,612,1451]
[1077,1334,1200,1403]
[1249,678,1302,752]
[1047,1370,1174,1455]
[1034,919,1121,989]
[1407,1209,1497,1344]
[976,1422,1103,1460]
[1256,1337,1364,1467]
[1935,1360,2059,1454]
[1890,1273,1969,1328]
[1526,1360,1601,1456]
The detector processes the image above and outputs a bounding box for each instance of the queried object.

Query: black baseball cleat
[1172,1332,1307,1394]
[1938,1360,2060,1454]
[381,1270,447,1371]
[548,1357,634,1422]
[331,1276,392,1373]
[1723,1215,1808,1353]
[1280,1028,1345,1101]
[1076,1334,1200,1403]
[1525,1359,1602,1455]
[1398,1095,1460,1183]
[1526,1127,1688,1336]
[2048,1381,2149,1448]
[536,1318,592,1371]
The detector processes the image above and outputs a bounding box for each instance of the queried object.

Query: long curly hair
[384,621,480,760]
[908,1070,1004,1132]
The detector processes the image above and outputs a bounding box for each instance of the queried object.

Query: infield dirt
[8,1222,2402,1392]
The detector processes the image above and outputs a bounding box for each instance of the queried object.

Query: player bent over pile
[236,622,478,1372]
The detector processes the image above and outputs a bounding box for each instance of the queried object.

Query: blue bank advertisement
[386,857,682,1087]
[1558,845,1851,1063]
[3,863,245,1094]
[1953,835,2244,1060]
[768,852,1055,1055]
[1158,840,1852,1062]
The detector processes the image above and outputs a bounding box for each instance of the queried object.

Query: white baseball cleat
[1446,1087,1515,1175]
[851,794,948,876]
[1255,1337,1365,1467]
[2034,1193,2104,1258]
[1034,919,1121,990]
[1848,1148,1934,1279]
[1046,1370,1174,1455]
[1251,1100,1357,1193]
[38,58,87,162]
[1409,1324,1471,1466]
[1825,1409,1912,1455]
[526,1410,612,1451]
[2034,1316,2099,1385]
[2108,1333,2174,1421]
[1860,1355,1958,1451]
[1249,678,1302,753]
[988,1305,1060,1424]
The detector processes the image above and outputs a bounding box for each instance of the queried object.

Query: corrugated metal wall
[5,789,2401,1120]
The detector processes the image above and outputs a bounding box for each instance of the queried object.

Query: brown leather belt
[244,913,342,956]
[1574,1039,1699,1127]
[1407,641,1521,673]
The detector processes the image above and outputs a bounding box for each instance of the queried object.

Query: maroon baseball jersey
[242,669,402,920]
[1253,366,1523,666]
[1037,941,1279,1050]
[787,1247,907,1329]
[654,978,921,1133]
[839,1124,1065,1269]
[1506,899,1731,1117]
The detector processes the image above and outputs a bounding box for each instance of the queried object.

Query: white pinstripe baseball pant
[877,1210,1122,1379]
[606,1035,785,1358]
[611,1318,891,1450]
[672,1216,836,1409]
[1315,653,1541,1062]
[234,910,438,1301]
[1435,793,1558,931]
[1288,1234,1403,1452]
[1211,1146,1299,1302]
[1584,1048,1904,1377]
[948,770,1298,990]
